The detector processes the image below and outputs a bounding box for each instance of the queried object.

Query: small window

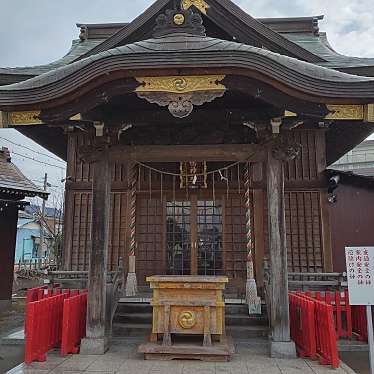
[31,236,40,258]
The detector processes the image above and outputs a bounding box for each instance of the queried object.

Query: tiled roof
[283,33,374,70]
[0,147,48,199]
[0,39,104,84]
[327,169,374,189]
[1,13,374,85]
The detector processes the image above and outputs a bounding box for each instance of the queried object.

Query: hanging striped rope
[129,163,137,257]
[244,161,261,313]
[244,162,254,279]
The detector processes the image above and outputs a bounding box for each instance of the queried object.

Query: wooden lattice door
[165,195,224,276]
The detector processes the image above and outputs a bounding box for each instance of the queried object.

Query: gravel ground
[0,299,26,373]
[340,352,370,374]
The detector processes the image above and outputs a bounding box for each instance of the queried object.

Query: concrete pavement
[6,338,358,374]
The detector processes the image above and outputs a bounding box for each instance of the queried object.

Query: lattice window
[136,197,164,286]
[197,200,223,276]
[166,201,191,275]
[285,191,324,273]
[223,195,247,295]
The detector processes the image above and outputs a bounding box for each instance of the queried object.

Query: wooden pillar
[0,205,18,311]
[81,146,111,355]
[266,145,296,358]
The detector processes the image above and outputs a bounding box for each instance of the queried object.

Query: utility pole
[40,173,48,258]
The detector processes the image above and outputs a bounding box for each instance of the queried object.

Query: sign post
[367,305,374,374]
[345,247,374,374]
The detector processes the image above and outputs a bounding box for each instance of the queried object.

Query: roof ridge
[73,0,325,63]
[0,149,49,199]
[0,147,11,161]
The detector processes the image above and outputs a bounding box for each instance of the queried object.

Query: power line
[0,136,65,163]
[12,152,66,170]
[31,180,63,189]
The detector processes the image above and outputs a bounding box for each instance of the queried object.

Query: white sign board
[345,247,374,305]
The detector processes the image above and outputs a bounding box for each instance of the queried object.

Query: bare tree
[27,187,65,269]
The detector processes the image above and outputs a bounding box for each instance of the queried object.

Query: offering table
[138,275,234,361]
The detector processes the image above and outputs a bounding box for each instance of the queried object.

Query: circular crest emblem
[173,13,185,26]
[178,311,196,329]
[173,77,188,92]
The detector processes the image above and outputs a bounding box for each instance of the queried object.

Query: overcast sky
[0,0,374,205]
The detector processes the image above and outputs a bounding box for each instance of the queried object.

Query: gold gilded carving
[173,13,185,25]
[0,111,83,127]
[135,75,226,94]
[0,112,6,128]
[325,105,364,120]
[9,111,41,125]
[181,0,210,14]
[364,104,374,123]
[284,110,297,117]
[1,111,42,126]
[178,311,197,329]
[285,105,374,122]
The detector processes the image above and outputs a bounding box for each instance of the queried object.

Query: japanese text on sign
[346,247,374,305]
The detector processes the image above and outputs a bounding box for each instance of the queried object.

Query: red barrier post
[289,293,316,358]
[352,306,368,341]
[315,301,340,368]
[61,292,88,356]
[297,290,353,340]
[345,290,353,339]
[24,294,66,365]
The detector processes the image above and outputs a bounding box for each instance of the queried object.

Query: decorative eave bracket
[285,104,374,122]
[135,75,226,118]
[0,111,81,127]
[181,0,210,15]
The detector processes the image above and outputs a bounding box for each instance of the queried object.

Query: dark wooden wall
[330,183,374,273]
[0,207,18,306]
[63,128,331,288]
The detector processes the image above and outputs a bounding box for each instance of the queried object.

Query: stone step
[114,313,152,325]
[117,303,152,314]
[116,302,267,317]
[227,325,269,339]
[112,323,269,339]
[226,314,268,326]
[112,323,152,337]
[114,312,268,327]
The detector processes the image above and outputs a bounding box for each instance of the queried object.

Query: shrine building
[1,0,374,358]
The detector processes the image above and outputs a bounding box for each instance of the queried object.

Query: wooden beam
[80,146,111,355]
[266,147,294,354]
[320,191,333,272]
[105,144,265,163]
[0,206,18,311]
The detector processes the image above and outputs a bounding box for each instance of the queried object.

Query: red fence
[289,293,316,358]
[290,292,339,368]
[304,290,352,339]
[26,286,48,303]
[24,288,87,364]
[314,301,340,368]
[61,293,87,356]
[351,306,368,341]
[25,294,65,364]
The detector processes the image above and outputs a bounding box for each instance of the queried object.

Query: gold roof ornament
[325,105,365,120]
[284,104,374,122]
[0,111,82,128]
[181,0,210,15]
[135,75,225,94]
[173,13,185,25]
[0,111,42,127]
[135,75,226,118]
